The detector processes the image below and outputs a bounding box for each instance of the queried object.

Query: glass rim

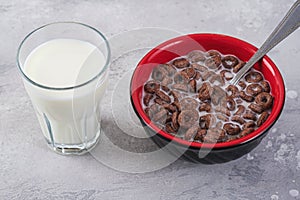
[16,21,111,91]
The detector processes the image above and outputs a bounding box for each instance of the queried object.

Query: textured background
[1,0,300,199]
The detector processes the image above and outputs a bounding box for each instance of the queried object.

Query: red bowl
[130,33,285,163]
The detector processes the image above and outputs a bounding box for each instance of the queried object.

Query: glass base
[45,130,101,155]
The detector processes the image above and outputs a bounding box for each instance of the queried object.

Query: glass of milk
[17,22,110,155]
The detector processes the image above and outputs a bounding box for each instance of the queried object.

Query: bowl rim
[130,33,285,149]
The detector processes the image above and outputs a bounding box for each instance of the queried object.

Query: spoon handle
[230,0,300,85]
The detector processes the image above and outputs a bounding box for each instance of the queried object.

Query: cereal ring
[248,103,264,114]
[221,70,234,81]
[182,67,196,79]
[199,102,212,112]
[191,63,207,72]
[170,90,181,102]
[226,85,239,98]
[172,101,181,111]
[165,115,172,124]
[211,86,226,105]
[240,91,254,102]
[172,83,189,92]
[201,71,214,81]
[161,77,173,86]
[242,110,257,120]
[194,71,201,80]
[198,83,212,102]
[257,111,269,127]
[205,50,221,69]
[179,97,198,110]
[161,64,176,77]
[234,105,245,115]
[199,114,216,129]
[243,121,256,129]
[152,66,168,81]
[174,72,189,84]
[209,74,225,86]
[166,123,176,133]
[204,128,226,143]
[223,123,241,135]
[246,84,263,96]
[163,104,177,113]
[215,121,224,129]
[145,104,161,119]
[226,97,236,111]
[143,94,153,106]
[178,110,199,128]
[161,85,170,93]
[194,129,207,141]
[153,108,168,122]
[233,61,245,73]
[172,58,190,68]
[231,115,245,125]
[144,80,160,93]
[261,80,271,93]
[239,128,254,138]
[205,57,221,69]
[144,107,151,118]
[155,90,171,103]
[216,114,229,122]
[171,112,179,130]
[255,92,273,110]
[238,81,247,89]
[189,79,197,93]
[149,103,160,112]
[184,126,199,140]
[207,50,222,57]
[245,71,263,83]
[154,97,165,105]
[188,50,206,62]
[215,106,231,116]
[222,55,239,69]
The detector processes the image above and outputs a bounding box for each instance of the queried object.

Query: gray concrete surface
[1,0,300,199]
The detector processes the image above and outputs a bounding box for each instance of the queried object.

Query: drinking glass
[17,22,110,155]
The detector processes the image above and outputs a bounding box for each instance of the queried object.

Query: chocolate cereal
[142,50,273,143]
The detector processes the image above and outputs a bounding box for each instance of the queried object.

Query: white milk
[23,39,108,146]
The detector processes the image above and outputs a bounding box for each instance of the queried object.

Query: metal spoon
[230,0,300,85]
